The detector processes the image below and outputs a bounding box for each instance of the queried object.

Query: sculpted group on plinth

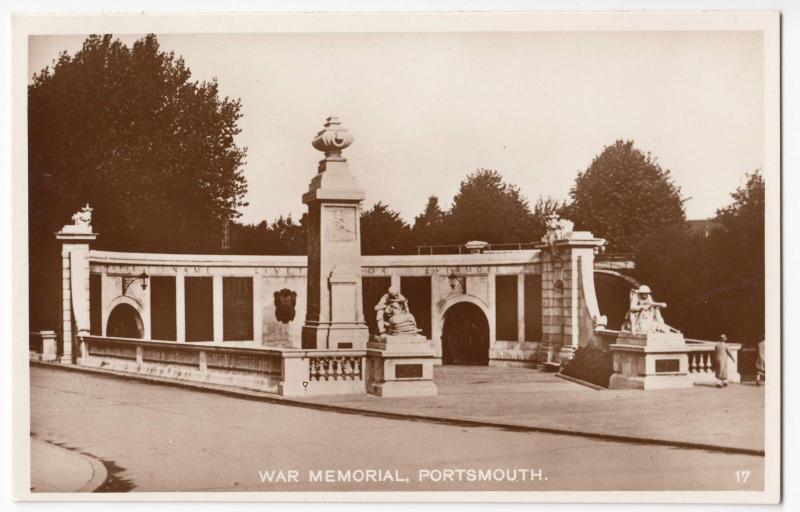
[374,287,421,338]
[367,285,437,397]
[610,283,693,390]
[621,285,677,335]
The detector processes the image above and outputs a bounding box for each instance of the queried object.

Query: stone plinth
[56,208,98,364]
[609,331,693,390]
[41,331,58,362]
[367,334,438,397]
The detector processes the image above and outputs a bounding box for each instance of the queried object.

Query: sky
[29,31,764,225]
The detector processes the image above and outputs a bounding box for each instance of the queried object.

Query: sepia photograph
[9,10,781,504]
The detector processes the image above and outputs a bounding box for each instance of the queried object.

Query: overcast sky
[29,31,763,225]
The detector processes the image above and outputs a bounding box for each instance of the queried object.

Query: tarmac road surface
[30,366,764,492]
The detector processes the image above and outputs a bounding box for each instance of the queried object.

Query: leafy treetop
[565,140,686,252]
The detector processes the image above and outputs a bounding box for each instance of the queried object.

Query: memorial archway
[441,302,490,365]
[106,303,144,339]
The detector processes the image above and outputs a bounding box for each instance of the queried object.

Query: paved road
[30,366,764,492]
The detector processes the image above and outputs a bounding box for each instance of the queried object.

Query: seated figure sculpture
[374,286,421,337]
[621,284,676,334]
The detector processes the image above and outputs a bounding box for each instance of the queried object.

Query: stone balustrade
[78,335,367,397]
[686,339,742,384]
[308,355,364,382]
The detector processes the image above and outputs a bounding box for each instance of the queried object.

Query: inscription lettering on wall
[325,206,357,242]
[363,265,540,275]
[99,265,306,277]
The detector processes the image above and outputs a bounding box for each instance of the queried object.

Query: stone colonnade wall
[60,239,605,367]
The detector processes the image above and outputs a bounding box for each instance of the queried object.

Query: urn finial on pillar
[311,116,353,161]
[303,116,365,203]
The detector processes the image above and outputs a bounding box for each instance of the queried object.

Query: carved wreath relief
[325,206,357,242]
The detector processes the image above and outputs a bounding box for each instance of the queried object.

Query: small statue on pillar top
[542,213,574,288]
[374,286,421,337]
[60,204,94,234]
[542,213,574,243]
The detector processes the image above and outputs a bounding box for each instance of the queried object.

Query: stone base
[609,331,694,391]
[367,334,438,397]
[41,331,58,362]
[615,330,686,348]
[301,322,369,350]
[490,341,539,368]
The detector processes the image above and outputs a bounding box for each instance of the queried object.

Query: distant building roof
[687,219,717,238]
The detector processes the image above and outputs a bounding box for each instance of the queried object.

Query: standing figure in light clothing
[755,340,765,387]
[715,334,735,388]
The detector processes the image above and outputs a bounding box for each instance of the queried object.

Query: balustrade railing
[685,339,742,384]
[76,335,367,396]
[687,346,716,375]
[309,355,363,381]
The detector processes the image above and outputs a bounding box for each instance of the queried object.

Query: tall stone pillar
[56,205,98,363]
[301,117,369,350]
[537,214,605,368]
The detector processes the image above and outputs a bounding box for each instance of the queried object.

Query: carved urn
[311,116,354,161]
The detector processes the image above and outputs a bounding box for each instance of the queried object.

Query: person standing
[755,339,766,387]
[715,334,735,388]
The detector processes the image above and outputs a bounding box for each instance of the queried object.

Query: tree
[565,140,685,252]
[701,171,765,344]
[635,171,765,345]
[28,34,248,331]
[410,195,447,249]
[445,169,536,244]
[228,215,307,255]
[262,215,307,255]
[360,202,412,255]
[634,224,711,334]
[711,170,765,279]
[228,221,269,255]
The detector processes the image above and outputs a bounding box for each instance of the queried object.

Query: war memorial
[40,117,740,396]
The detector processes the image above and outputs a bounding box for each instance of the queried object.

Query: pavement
[30,436,108,492]
[29,365,765,492]
[299,365,766,454]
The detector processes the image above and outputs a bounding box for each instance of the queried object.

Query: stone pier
[301,117,370,351]
[56,205,97,364]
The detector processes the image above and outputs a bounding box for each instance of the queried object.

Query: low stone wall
[78,336,368,397]
[489,340,540,368]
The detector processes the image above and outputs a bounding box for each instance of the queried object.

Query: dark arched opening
[441,302,490,365]
[106,303,144,339]
[595,271,640,331]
